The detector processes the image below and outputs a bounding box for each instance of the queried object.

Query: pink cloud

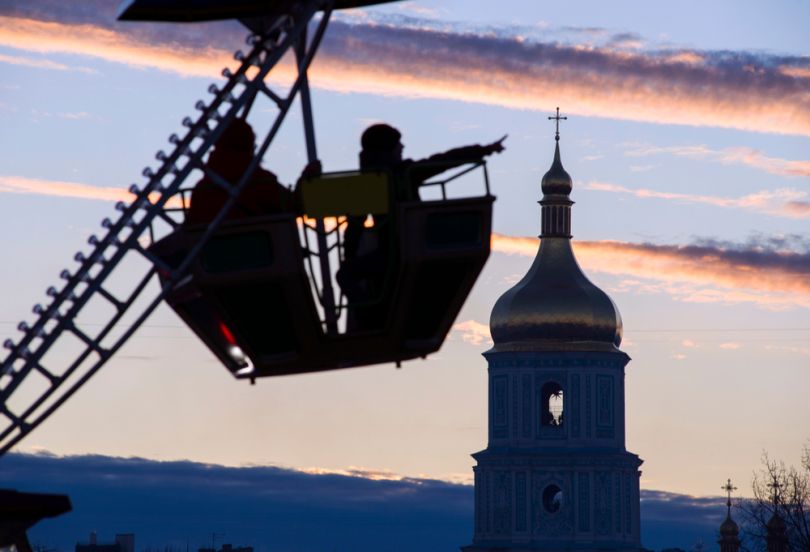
[0,13,808,135]
[452,319,492,346]
[585,181,810,219]
[764,344,810,356]
[5,174,806,311]
[623,144,810,178]
[491,234,810,310]
[719,342,741,350]
[0,175,182,208]
[0,51,95,73]
[0,16,232,77]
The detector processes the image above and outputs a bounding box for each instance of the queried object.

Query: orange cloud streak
[452,319,492,346]
[780,66,810,79]
[585,181,810,219]
[0,16,231,77]
[1,16,808,136]
[2,172,806,310]
[0,51,95,73]
[491,234,810,309]
[624,144,810,178]
[0,175,182,208]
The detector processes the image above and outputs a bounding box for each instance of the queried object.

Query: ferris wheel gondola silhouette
[0,0,497,456]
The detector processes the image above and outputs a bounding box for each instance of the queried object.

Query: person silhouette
[186,118,317,224]
[358,123,505,201]
[338,123,505,331]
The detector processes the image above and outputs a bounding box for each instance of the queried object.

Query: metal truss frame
[0,0,338,456]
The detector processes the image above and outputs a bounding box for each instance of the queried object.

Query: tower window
[542,484,563,513]
[541,381,564,426]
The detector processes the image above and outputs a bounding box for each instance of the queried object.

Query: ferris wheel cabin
[121,0,496,378]
[151,164,494,379]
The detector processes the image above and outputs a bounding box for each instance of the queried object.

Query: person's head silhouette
[215,118,256,153]
[360,123,403,168]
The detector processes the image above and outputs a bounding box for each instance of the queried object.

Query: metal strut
[0,0,336,457]
[295,27,339,334]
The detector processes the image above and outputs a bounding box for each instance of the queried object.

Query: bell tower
[463,111,643,551]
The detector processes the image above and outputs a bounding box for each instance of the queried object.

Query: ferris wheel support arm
[0,0,335,457]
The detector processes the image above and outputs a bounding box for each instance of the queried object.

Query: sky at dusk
[0,0,809,540]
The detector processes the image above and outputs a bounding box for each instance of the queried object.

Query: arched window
[542,484,563,513]
[541,381,564,427]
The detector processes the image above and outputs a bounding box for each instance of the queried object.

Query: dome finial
[548,106,567,141]
[768,474,783,506]
[541,108,573,198]
[722,478,738,518]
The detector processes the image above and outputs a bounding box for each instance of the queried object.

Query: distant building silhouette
[75,532,134,552]
[719,517,741,552]
[463,116,642,550]
[766,510,788,552]
[762,475,790,552]
[199,544,253,552]
[115,533,134,552]
[718,480,740,552]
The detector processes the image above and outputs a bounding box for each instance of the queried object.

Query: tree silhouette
[738,443,810,552]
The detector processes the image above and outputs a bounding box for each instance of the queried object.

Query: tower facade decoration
[464,111,643,551]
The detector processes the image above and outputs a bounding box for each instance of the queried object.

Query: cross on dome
[548,107,568,141]
[768,476,783,506]
[722,478,738,516]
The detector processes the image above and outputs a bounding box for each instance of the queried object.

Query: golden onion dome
[489,134,623,353]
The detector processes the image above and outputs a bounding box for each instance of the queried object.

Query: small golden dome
[541,141,572,196]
